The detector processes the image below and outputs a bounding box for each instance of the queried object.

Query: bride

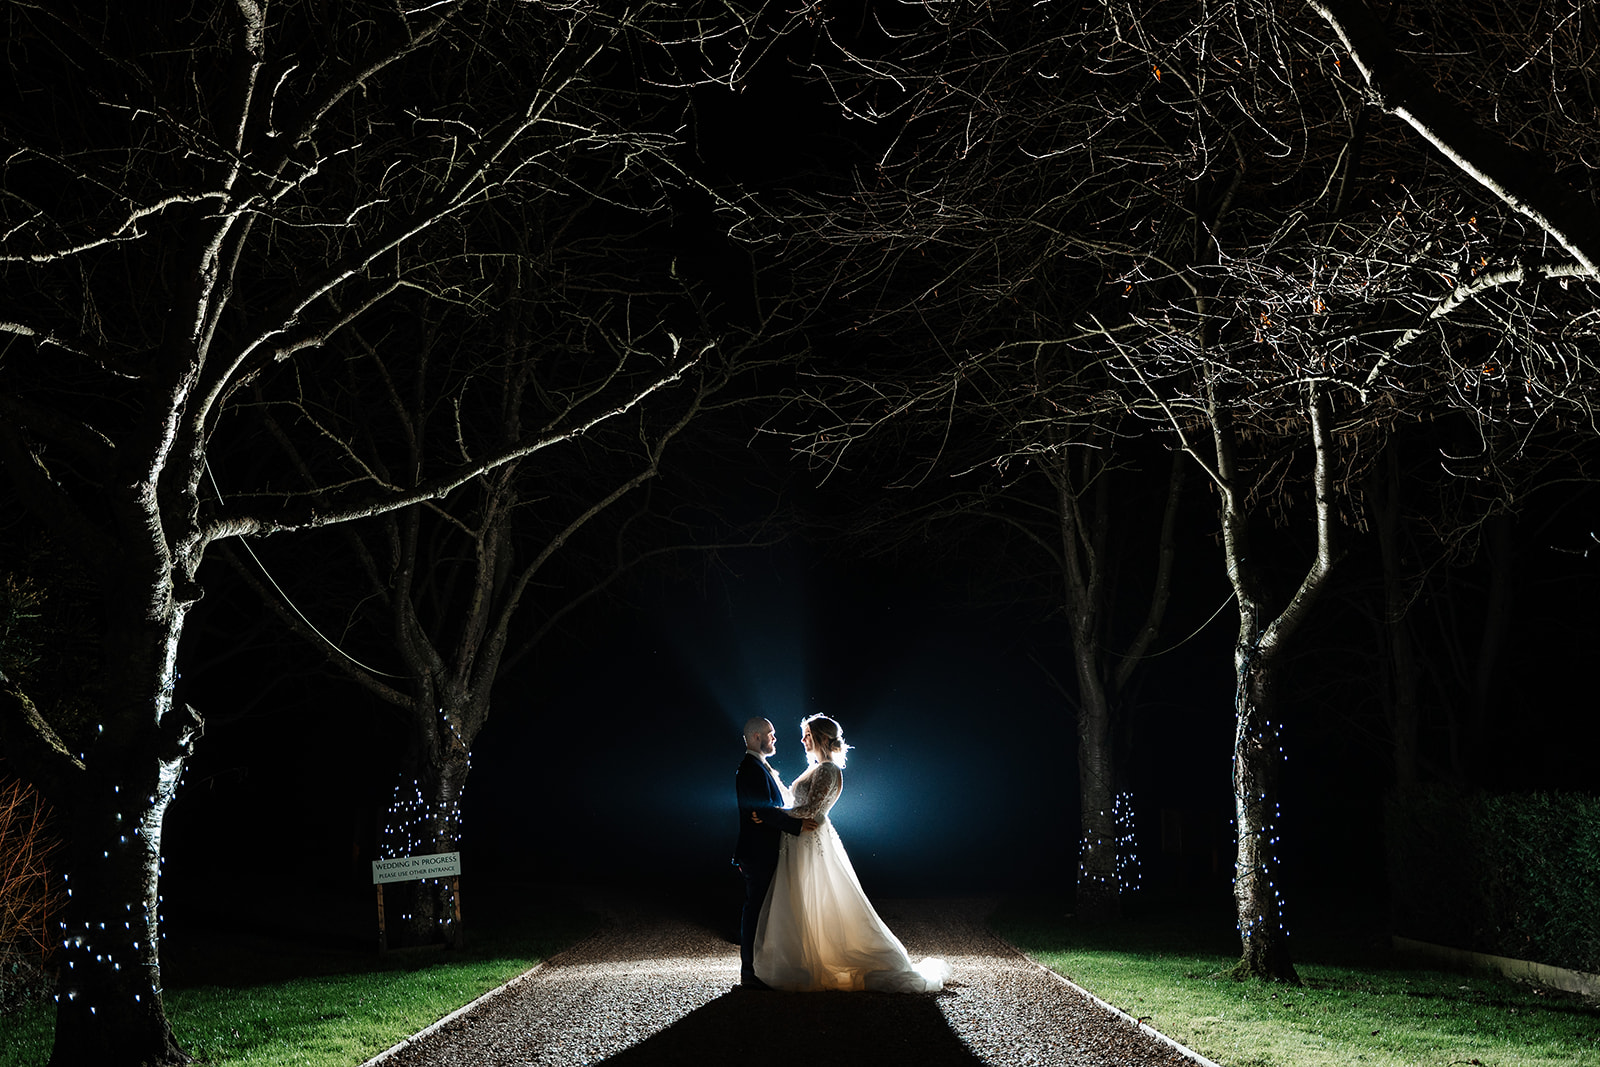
[752,714,951,993]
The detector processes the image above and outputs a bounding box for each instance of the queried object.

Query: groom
[733,716,812,989]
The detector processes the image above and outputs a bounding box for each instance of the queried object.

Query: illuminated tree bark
[47,627,200,1065]
[1208,380,1336,982]
[1308,0,1600,279]
[1289,0,1600,411]
[0,563,204,1060]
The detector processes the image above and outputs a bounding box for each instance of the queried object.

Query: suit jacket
[733,752,803,869]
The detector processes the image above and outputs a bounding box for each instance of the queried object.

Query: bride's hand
[750,812,763,825]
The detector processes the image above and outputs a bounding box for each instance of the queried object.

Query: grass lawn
[0,883,596,1067]
[994,895,1600,1067]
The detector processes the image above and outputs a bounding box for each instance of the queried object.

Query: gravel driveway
[365,897,1219,1067]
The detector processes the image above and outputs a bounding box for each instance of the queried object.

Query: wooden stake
[376,883,387,955]
[450,876,464,948]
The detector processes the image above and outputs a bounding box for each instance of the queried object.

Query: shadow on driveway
[597,984,985,1066]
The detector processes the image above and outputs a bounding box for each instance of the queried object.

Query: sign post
[372,851,463,953]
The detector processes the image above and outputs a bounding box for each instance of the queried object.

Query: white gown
[753,760,951,993]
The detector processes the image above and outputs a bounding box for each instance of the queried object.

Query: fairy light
[1231,707,1290,946]
[1113,792,1141,894]
[1074,793,1143,898]
[1077,829,1113,887]
[52,754,191,1025]
[376,719,473,939]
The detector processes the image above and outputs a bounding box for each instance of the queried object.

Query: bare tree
[0,2,745,1061]
[1058,0,1600,976]
[222,218,779,944]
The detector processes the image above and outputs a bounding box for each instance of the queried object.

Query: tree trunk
[49,600,199,1067]
[1229,656,1296,982]
[1205,380,1334,984]
[1053,454,1121,922]
[1049,446,1182,921]
[1074,653,1119,921]
[381,700,473,947]
[429,749,470,945]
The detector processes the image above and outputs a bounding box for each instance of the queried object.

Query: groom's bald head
[744,717,776,756]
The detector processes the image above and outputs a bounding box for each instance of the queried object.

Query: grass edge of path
[992,896,1600,1067]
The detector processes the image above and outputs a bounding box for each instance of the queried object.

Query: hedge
[1386,787,1600,974]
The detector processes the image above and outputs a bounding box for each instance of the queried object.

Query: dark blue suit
[733,752,803,984]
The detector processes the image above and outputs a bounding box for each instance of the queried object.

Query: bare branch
[1309,0,1600,275]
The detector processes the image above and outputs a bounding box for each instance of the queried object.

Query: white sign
[372,851,461,884]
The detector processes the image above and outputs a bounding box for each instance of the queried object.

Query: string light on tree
[1113,792,1141,894]
[378,720,472,943]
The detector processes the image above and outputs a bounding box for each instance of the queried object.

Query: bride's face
[801,727,814,755]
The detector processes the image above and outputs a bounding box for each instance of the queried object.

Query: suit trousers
[739,857,777,982]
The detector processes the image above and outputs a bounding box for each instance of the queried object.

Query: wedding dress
[753,760,951,993]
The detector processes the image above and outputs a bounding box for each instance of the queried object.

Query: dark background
[153,465,1599,950]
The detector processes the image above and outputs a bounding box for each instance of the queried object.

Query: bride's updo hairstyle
[803,713,850,768]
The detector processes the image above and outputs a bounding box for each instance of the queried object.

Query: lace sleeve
[787,762,843,820]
